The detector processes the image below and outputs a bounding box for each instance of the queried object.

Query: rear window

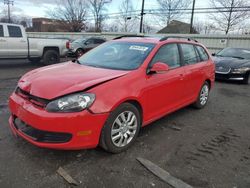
[0,25,3,37]
[196,45,209,61]
[181,44,199,65]
[8,26,22,37]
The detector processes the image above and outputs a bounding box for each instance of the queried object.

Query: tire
[75,48,84,58]
[43,50,59,65]
[242,72,250,84]
[28,58,41,64]
[193,81,210,109]
[99,103,141,153]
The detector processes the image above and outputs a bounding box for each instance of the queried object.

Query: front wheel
[193,81,210,109]
[75,49,84,58]
[99,103,141,153]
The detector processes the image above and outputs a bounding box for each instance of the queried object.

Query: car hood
[18,62,129,100]
[213,56,250,68]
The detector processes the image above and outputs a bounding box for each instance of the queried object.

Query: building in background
[157,20,198,34]
[31,18,69,32]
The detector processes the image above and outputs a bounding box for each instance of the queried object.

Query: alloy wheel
[200,84,209,105]
[111,111,137,147]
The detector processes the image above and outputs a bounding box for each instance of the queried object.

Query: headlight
[231,67,250,74]
[46,93,95,113]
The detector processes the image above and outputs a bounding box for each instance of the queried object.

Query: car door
[0,24,8,58]
[144,43,186,121]
[84,39,96,52]
[7,25,28,58]
[180,43,206,101]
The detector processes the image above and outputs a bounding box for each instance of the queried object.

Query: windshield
[217,48,250,59]
[78,41,155,70]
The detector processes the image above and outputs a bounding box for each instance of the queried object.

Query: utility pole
[139,0,145,33]
[4,0,14,23]
[190,0,195,33]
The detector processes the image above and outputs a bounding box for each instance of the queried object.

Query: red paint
[9,38,215,150]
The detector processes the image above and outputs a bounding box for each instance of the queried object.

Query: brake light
[66,41,70,49]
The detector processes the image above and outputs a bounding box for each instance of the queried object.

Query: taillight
[66,41,70,49]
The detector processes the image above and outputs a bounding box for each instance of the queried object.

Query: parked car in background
[213,48,250,84]
[67,36,106,57]
[9,36,214,153]
[0,23,69,65]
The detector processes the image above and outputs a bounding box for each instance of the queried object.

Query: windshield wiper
[231,56,244,59]
[72,59,81,64]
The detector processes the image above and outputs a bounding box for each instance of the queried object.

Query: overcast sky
[0,0,209,18]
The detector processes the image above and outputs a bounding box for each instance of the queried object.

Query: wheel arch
[205,79,211,89]
[110,98,144,125]
[43,47,59,56]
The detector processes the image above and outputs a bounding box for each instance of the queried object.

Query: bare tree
[118,0,134,32]
[210,0,250,34]
[156,0,191,26]
[193,20,217,34]
[88,0,112,32]
[48,0,88,32]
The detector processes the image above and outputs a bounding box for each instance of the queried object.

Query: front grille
[15,87,49,108]
[13,117,72,143]
[215,66,231,73]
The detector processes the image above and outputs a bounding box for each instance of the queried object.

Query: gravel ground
[0,59,249,188]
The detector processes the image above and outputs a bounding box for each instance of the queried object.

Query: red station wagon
[9,36,215,153]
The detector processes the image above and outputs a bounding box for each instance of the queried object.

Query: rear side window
[7,26,22,37]
[150,43,181,69]
[0,25,3,37]
[94,39,105,44]
[181,44,199,65]
[196,45,209,61]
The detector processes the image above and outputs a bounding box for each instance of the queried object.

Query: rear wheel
[242,72,250,84]
[193,81,210,109]
[99,103,141,153]
[43,50,59,65]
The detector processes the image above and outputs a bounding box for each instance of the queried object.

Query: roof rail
[160,36,198,42]
[113,34,145,40]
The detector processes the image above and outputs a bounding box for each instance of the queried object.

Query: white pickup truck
[0,23,69,65]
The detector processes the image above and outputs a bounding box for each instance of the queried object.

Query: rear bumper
[9,93,109,150]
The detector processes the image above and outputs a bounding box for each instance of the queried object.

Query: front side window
[150,43,181,69]
[78,41,155,70]
[0,25,4,37]
[7,26,22,37]
[85,39,94,45]
[196,45,209,61]
[181,44,199,65]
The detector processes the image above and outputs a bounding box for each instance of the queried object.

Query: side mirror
[148,62,169,74]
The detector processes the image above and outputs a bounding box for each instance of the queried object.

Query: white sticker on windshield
[129,46,149,51]
[243,50,250,54]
